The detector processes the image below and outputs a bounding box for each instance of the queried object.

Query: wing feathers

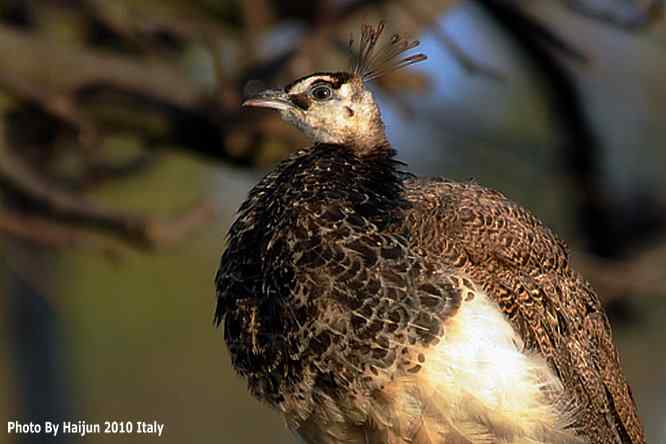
[404,178,645,443]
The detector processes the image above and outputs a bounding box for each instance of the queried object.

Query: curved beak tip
[241,98,260,107]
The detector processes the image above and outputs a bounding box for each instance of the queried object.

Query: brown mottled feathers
[215,144,644,443]
[216,144,461,407]
[404,178,644,444]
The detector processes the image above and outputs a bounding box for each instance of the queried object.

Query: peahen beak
[242,89,293,111]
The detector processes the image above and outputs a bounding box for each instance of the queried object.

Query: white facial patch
[281,75,388,152]
[337,83,354,100]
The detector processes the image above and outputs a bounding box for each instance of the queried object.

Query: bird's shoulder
[403,177,569,271]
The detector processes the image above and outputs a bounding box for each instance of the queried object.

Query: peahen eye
[310,84,333,101]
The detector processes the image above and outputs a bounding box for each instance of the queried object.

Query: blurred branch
[81,0,234,50]
[483,1,589,62]
[0,23,256,165]
[0,128,215,250]
[59,151,162,191]
[144,199,218,247]
[0,129,140,238]
[331,0,394,21]
[397,0,504,79]
[565,0,663,29]
[0,210,118,256]
[241,0,273,63]
[574,240,666,303]
[0,24,203,110]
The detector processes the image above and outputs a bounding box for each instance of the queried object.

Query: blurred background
[1,0,665,443]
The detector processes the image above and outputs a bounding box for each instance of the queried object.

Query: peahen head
[243,22,427,154]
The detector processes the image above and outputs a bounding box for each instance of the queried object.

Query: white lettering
[7,421,41,434]
[44,421,59,436]
[63,421,100,437]
[134,421,164,436]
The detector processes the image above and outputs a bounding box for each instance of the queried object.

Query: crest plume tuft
[350,21,427,81]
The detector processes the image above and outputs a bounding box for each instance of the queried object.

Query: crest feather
[349,21,427,81]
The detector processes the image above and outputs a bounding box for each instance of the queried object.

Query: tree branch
[565,0,663,29]
[0,127,215,249]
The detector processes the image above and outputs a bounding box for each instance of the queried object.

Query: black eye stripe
[284,73,352,107]
[289,93,311,110]
[284,72,352,94]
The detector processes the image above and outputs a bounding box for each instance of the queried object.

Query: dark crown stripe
[284,72,353,93]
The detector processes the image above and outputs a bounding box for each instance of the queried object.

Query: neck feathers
[344,81,387,154]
